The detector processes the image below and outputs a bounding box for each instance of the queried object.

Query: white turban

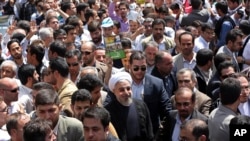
[108,72,132,92]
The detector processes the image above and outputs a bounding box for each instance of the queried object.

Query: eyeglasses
[221,73,234,79]
[133,66,146,71]
[68,62,79,67]
[81,51,92,55]
[5,87,19,93]
[178,79,191,83]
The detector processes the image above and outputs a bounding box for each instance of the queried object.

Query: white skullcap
[108,72,132,92]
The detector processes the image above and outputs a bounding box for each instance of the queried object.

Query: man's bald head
[0,78,19,105]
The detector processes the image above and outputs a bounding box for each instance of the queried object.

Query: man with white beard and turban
[105,72,154,141]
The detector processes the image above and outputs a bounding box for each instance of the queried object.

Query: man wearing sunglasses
[0,77,22,114]
[65,49,82,84]
[128,51,172,134]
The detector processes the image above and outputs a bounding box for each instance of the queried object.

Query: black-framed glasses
[5,87,19,93]
[68,62,79,67]
[81,51,92,55]
[133,66,146,72]
[178,79,191,83]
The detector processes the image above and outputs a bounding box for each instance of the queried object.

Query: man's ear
[10,128,17,136]
[58,104,63,111]
[104,125,109,134]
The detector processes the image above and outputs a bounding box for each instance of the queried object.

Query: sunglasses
[178,79,191,83]
[68,62,79,67]
[133,66,146,71]
[221,73,234,79]
[5,87,19,93]
[81,51,92,55]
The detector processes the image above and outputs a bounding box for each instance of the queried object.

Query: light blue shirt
[193,36,209,53]
[172,113,191,141]
[132,79,145,100]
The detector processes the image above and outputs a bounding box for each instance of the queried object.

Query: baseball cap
[101,17,114,28]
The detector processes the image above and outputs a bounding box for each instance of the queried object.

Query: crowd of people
[0,0,250,141]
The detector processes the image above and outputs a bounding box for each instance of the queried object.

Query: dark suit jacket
[206,72,221,100]
[141,74,172,133]
[57,115,84,141]
[157,110,208,141]
[105,99,154,141]
[151,66,178,97]
[104,74,172,134]
[193,66,207,94]
[171,89,212,117]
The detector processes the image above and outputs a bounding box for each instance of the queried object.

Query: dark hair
[191,0,202,9]
[49,40,67,58]
[45,16,58,26]
[6,113,27,135]
[121,38,132,49]
[17,20,30,33]
[113,20,121,29]
[196,49,213,66]
[77,74,103,92]
[152,18,166,28]
[215,1,228,14]
[217,61,236,77]
[7,38,20,51]
[180,119,209,141]
[61,2,72,12]
[71,89,92,105]
[65,49,82,61]
[225,29,243,44]
[29,40,45,64]
[82,107,110,129]
[214,53,232,70]
[63,24,76,34]
[65,15,80,27]
[230,115,250,127]
[175,87,196,103]
[159,5,169,15]
[49,57,69,77]
[220,77,241,105]
[32,82,54,91]
[53,29,67,40]
[191,20,202,28]
[88,20,101,33]
[35,89,60,107]
[84,9,95,22]
[239,20,250,35]
[23,118,52,141]
[201,22,214,31]
[76,2,89,15]
[179,31,195,44]
[118,1,129,9]
[11,32,26,43]
[129,50,146,65]
[230,73,248,80]
[155,51,169,64]
[18,64,36,85]
[87,0,96,9]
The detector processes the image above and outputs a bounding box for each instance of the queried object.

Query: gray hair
[177,68,197,82]
[143,41,159,51]
[0,60,18,75]
[38,27,53,40]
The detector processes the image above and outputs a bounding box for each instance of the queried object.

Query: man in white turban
[105,71,154,141]
[108,71,133,106]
